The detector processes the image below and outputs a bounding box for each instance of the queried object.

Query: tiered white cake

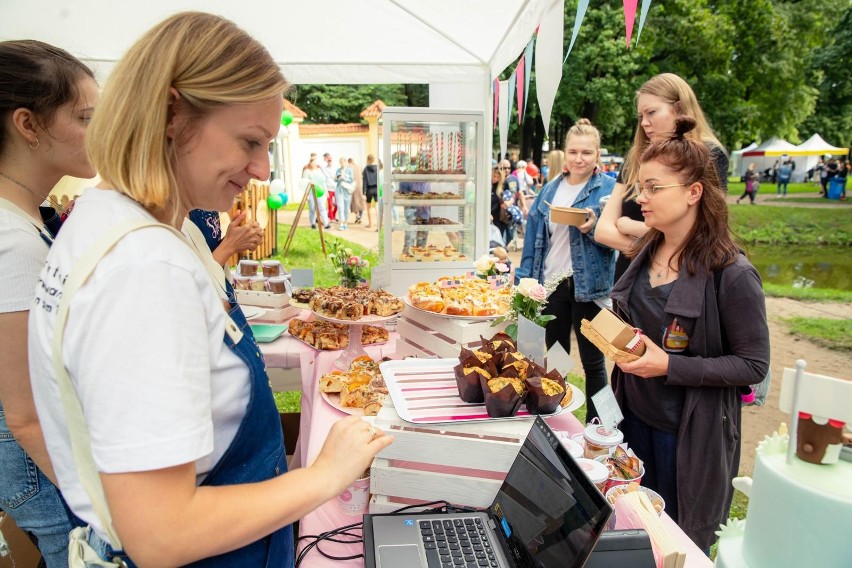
[715,430,852,568]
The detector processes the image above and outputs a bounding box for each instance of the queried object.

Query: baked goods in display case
[380,108,485,276]
[304,286,404,321]
[453,332,572,418]
[407,275,511,318]
[286,318,388,350]
[319,356,388,416]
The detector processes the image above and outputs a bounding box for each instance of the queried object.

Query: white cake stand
[312,310,398,369]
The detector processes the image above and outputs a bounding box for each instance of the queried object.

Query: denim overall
[90,279,294,567]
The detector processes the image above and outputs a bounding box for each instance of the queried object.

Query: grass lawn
[273,390,301,413]
[763,284,852,303]
[781,317,852,352]
[726,180,822,195]
[727,205,852,246]
[268,223,379,287]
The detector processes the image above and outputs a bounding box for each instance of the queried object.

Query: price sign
[591,385,623,432]
[290,269,314,288]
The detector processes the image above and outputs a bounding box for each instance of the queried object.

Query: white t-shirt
[543,179,585,281]
[0,201,49,313]
[28,188,250,541]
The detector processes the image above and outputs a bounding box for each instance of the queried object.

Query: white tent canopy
[741,137,798,157]
[0,0,554,86]
[788,134,848,157]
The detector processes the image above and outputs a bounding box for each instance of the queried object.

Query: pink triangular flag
[516,54,525,124]
[623,0,639,48]
[493,78,499,129]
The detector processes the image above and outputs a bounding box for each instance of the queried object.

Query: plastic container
[249,276,267,291]
[239,259,259,276]
[267,276,288,294]
[261,260,283,277]
[575,458,609,493]
[554,431,584,460]
[827,177,846,200]
[595,456,644,492]
[233,275,252,291]
[583,422,624,459]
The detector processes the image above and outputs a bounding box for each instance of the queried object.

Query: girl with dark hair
[610,117,769,553]
[0,39,97,566]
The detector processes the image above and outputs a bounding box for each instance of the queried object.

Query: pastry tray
[379,358,584,424]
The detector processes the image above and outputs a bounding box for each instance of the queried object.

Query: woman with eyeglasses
[595,73,728,283]
[610,117,768,554]
[514,119,615,421]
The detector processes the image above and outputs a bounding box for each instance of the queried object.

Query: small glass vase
[340,277,367,289]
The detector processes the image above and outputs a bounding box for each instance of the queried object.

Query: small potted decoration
[330,240,369,288]
[493,277,556,340]
[473,255,511,287]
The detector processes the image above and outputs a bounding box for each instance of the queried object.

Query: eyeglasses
[633,181,687,198]
[498,166,511,171]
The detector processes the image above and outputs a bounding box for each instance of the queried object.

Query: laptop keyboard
[419,518,500,568]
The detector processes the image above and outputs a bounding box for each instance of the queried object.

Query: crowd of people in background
[301,152,373,229]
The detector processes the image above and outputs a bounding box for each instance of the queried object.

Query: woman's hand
[310,416,394,495]
[616,335,670,378]
[578,208,597,234]
[221,210,263,254]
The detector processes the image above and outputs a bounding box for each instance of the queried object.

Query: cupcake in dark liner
[459,346,492,365]
[496,364,523,380]
[480,376,526,417]
[454,355,498,403]
[480,333,516,354]
[524,371,568,415]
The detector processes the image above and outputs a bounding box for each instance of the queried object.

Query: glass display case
[379,108,486,295]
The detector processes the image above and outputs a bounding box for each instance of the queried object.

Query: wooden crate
[235,289,291,309]
[368,404,532,511]
[394,304,508,358]
[224,180,276,267]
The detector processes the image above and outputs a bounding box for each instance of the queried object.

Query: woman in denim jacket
[515,119,616,420]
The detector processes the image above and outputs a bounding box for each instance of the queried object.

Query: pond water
[747,244,851,290]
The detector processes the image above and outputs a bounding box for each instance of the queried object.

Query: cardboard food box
[580,309,646,363]
[550,205,588,227]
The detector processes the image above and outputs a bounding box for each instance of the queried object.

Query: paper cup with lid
[554,431,584,460]
[575,458,610,493]
[583,419,624,459]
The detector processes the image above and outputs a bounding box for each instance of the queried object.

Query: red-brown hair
[628,116,739,276]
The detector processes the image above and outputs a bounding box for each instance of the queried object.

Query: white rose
[516,278,539,298]
[474,255,495,273]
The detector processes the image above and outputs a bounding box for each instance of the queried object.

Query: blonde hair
[546,149,564,181]
[87,12,287,222]
[563,117,601,149]
[623,73,723,198]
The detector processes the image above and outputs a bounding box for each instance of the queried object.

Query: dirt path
[738,297,851,474]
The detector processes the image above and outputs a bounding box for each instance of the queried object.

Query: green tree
[289,84,427,124]
[799,3,852,149]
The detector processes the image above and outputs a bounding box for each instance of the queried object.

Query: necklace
[652,258,677,279]
[0,171,64,214]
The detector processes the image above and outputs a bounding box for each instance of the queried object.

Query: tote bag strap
[51,218,242,549]
[52,219,177,548]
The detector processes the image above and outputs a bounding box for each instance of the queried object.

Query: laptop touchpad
[378,545,422,566]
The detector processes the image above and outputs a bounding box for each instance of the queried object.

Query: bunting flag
[623,0,639,48]
[515,55,525,124]
[493,78,499,129]
[564,0,590,63]
[507,70,517,128]
[636,0,653,45]
[498,80,510,161]
[523,38,534,116]
[535,1,564,136]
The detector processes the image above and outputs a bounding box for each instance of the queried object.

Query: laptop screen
[489,417,612,567]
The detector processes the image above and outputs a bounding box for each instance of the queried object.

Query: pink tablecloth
[295,402,711,568]
[259,326,711,568]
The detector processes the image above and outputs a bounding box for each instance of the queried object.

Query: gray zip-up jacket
[610,247,770,550]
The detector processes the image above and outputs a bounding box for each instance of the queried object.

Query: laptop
[364,416,612,568]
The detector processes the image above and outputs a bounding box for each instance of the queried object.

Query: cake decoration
[715,517,746,539]
[796,412,845,465]
[755,423,788,455]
